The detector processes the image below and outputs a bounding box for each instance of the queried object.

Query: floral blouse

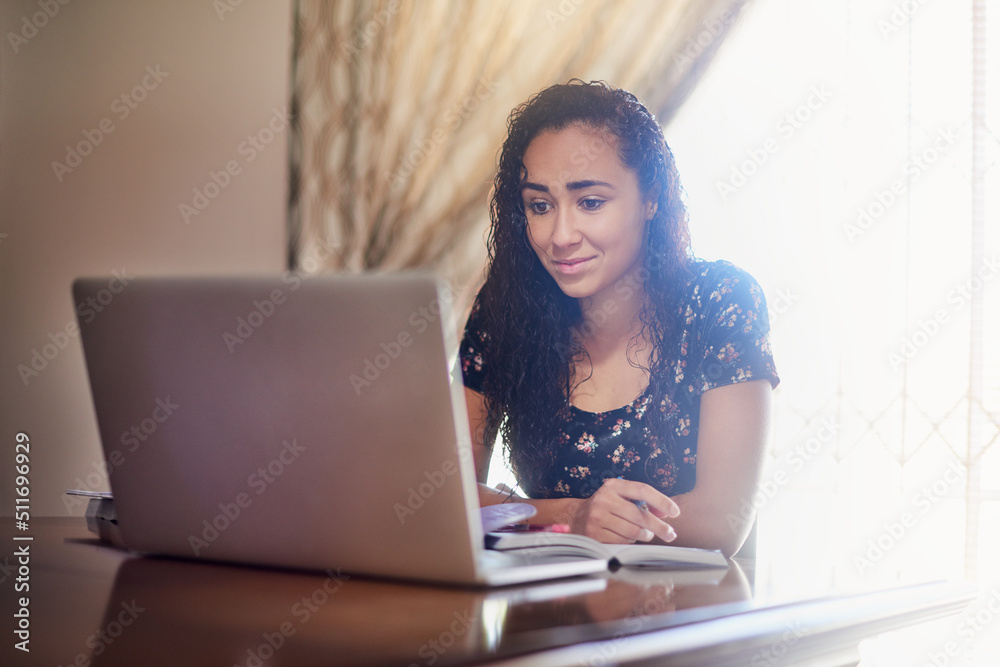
[459,260,780,499]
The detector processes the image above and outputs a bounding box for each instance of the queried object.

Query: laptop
[73,273,606,586]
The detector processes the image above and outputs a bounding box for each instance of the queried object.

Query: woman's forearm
[478,484,581,526]
[654,492,749,557]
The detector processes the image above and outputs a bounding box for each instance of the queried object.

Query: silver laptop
[73,273,605,586]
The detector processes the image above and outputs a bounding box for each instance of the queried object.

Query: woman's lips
[552,257,594,275]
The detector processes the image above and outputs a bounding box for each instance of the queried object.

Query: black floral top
[459,260,779,499]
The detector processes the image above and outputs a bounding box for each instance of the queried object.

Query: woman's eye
[527,201,551,215]
[581,198,605,211]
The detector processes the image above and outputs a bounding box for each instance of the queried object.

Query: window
[668,0,998,662]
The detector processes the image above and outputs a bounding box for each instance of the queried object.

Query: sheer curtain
[666,4,999,663]
[290,0,751,303]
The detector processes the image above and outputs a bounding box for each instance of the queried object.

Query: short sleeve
[458,296,488,394]
[692,262,780,394]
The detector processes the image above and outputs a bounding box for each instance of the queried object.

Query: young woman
[461,81,779,557]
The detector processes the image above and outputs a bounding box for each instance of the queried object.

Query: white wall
[1,0,293,516]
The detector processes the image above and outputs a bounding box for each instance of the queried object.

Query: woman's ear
[646,199,658,221]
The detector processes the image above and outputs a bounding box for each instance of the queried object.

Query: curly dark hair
[476,80,694,496]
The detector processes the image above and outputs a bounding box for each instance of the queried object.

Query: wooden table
[1,518,975,666]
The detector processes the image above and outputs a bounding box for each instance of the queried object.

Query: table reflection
[84,554,751,666]
[3,521,970,667]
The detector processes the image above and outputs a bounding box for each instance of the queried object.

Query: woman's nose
[550,208,582,248]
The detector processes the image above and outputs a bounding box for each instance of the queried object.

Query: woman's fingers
[651,515,678,542]
[574,490,643,543]
[626,485,680,520]
[618,504,676,543]
[603,479,679,542]
[572,479,682,544]
[592,516,653,544]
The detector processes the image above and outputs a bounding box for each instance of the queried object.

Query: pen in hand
[617,476,648,513]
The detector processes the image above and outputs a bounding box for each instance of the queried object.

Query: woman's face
[521,123,654,305]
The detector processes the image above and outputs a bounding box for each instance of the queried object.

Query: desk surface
[2,518,975,667]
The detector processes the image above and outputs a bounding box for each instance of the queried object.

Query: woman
[461,81,778,557]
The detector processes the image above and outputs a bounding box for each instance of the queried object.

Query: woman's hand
[478,482,525,506]
[569,478,680,544]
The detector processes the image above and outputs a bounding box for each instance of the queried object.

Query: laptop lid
[73,273,497,584]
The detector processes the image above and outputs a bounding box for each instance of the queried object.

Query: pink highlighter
[494,523,571,533]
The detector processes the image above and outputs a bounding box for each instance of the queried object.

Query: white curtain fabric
[665,0,1000,597]
[290,0,749,300]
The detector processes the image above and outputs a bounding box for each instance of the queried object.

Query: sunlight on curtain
[667,0,999,664]
[291,0,747,305]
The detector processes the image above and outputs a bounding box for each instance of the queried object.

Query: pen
[617,476,648,512]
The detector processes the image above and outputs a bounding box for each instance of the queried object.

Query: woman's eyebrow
[567,179,614,191]
[520,179,614,193]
